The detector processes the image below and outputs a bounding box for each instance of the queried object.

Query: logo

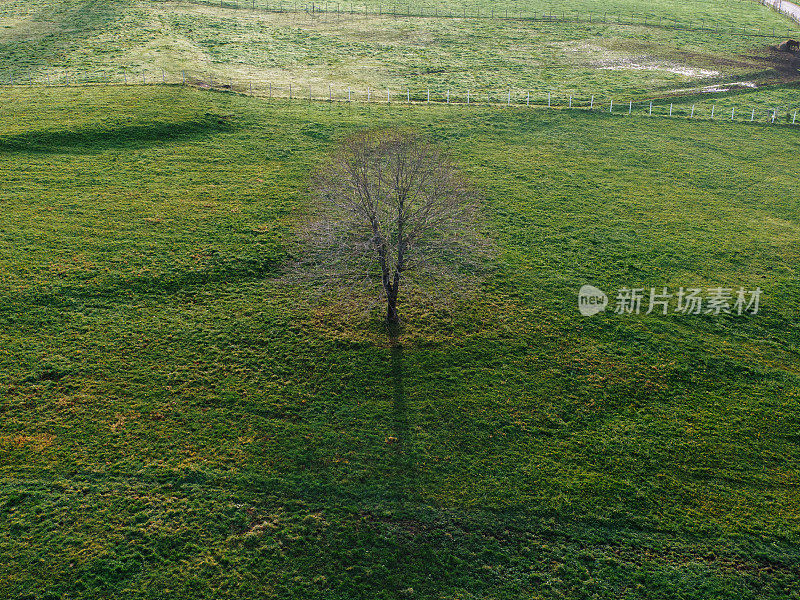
[578,284,608,316]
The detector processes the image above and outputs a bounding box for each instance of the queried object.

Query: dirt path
[762,0,800,26]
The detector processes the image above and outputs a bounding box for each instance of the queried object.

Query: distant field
[1,85,799,599]
[0,0,798,99]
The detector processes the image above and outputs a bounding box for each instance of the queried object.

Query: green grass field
[1,84,799,598]
[1,0,798,101]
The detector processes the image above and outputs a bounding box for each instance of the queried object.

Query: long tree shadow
[389,336,419,503]
[0,115,233,154]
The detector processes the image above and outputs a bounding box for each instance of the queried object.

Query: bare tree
[303,129,489,325]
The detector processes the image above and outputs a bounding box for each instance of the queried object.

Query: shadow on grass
[389,339,419,502]
[0,114,234,153]
[6,253,286,312]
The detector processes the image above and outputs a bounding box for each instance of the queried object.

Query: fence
[2,72,798,126]
[149,0,800,38]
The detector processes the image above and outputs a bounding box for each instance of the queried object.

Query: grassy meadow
[1,0,798,102]
[1,84,799,598]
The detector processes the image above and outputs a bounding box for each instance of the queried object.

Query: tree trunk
[386,270,401,324]
[387,295,399,324]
